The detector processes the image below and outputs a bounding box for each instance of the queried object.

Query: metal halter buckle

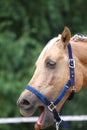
[69,59,75,68]
[72,86,76,92]
[48,102,56,112]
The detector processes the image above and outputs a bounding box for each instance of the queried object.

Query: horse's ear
[61,26,71,48]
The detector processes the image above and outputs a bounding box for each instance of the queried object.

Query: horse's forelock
[36,35,61,64]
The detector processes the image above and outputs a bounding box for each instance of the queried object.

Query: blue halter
[26,43,75,129]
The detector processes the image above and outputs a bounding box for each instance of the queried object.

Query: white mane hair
[71,34,87,42]
[36,34,61,64]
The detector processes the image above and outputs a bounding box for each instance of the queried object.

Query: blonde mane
[71,34,87,42]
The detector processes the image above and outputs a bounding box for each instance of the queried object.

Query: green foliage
[0,0,87,130]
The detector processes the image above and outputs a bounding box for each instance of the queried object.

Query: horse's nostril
[17,98,30,109]
[22,99,30,105]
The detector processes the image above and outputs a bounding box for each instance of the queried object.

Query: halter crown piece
[26,43,75,130]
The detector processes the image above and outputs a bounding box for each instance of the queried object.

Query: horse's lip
[35,106,54,129]
[20,104,54,129]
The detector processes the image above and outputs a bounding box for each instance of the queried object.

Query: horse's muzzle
[17,97,30,109]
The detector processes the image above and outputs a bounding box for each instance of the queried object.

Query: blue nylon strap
[26,80,71,107]
[67,43,75,86]
[53,80,71,105]
[67,44,73,59]
[53,109,69,128]
[26,84,69,128]
[26,85,50,105]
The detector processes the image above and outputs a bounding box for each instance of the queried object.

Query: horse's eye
[46,59,56,69]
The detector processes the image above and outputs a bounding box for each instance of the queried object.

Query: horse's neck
[71,35,87,64]
[71,41,87,65]
[71,40,87,86]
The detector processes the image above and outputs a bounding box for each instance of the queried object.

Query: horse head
[17,27,83,129]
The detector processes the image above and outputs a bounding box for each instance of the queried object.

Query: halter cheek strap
[26,43,75,129]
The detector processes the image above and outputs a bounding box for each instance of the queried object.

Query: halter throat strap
[25,43,75,129]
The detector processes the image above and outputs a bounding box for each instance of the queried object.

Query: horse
[17,27,87,130]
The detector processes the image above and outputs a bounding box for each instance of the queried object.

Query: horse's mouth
[36,106,45,126]
[20,105,54,129]
[34,106,46,130]
[34,106,54,130]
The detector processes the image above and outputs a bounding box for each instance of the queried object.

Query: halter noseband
[26,43,75,130]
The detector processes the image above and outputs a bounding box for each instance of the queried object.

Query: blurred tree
[0,0,87,130]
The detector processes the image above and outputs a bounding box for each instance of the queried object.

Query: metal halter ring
[56,120,62,130]
[48,102,56,112]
